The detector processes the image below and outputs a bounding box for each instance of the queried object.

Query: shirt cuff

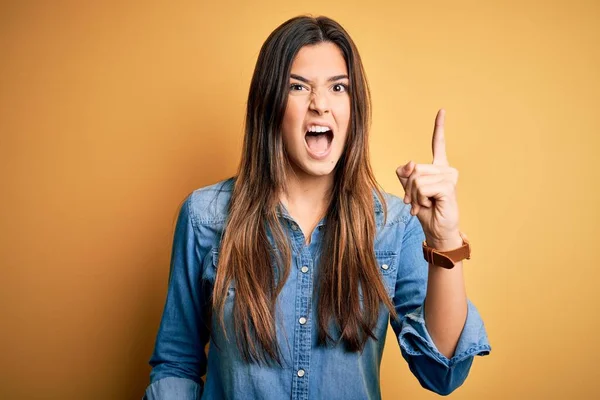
[398,299,491,368]
[143,377,202,400]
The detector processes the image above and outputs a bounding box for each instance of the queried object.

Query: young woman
[144,15,491,400]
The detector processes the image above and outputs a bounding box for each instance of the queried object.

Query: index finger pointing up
[432,109,448,166]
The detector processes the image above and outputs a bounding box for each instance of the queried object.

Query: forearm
[423,235,468,359]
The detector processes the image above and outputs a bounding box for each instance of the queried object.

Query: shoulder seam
[188,179,232,225]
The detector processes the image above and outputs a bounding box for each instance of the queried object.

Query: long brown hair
[212,15,397,366]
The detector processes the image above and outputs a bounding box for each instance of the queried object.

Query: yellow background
[1,1,599,399]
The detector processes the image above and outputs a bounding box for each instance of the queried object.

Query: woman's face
[281,42,351,180]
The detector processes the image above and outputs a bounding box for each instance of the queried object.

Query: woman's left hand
[396,109,462,250]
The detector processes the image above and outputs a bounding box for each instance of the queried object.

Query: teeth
[307,125,331,133]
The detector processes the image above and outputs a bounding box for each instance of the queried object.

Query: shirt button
[299,317,307,325]
[297,369,305,377]
[301,266,309,273]
[381,264,389,270]
[291,223,298,231]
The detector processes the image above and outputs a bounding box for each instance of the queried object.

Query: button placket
[291,247,313,399]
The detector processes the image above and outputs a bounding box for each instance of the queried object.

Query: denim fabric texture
[144,178,491,399]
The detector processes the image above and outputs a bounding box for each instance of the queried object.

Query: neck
[279,167,334,220]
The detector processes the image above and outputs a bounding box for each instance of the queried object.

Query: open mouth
[305,128,334,156]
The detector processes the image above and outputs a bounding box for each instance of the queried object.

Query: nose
[308,89,330,115]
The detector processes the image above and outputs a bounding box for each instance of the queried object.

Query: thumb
[397,161,413,177]
[396,160,414,187]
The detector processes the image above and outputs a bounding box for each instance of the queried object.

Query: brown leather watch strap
[422,233,471,269]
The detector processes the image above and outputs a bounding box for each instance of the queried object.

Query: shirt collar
[275,190,384,225]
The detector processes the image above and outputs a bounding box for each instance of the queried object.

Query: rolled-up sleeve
[390,214,491,396]
[144,377,202,400]
[144,195,211,399]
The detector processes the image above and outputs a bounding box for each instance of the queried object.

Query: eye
[289,83,307,92]
[332,83,348,93]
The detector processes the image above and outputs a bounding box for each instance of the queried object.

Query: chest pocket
[374,250,398,298]
[211,249,236,300]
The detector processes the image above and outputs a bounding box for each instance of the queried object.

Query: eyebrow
[290,74,349,84]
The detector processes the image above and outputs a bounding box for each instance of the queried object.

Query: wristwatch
[422,232,471,269]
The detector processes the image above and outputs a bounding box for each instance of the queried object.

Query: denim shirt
[144,178,491,399]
